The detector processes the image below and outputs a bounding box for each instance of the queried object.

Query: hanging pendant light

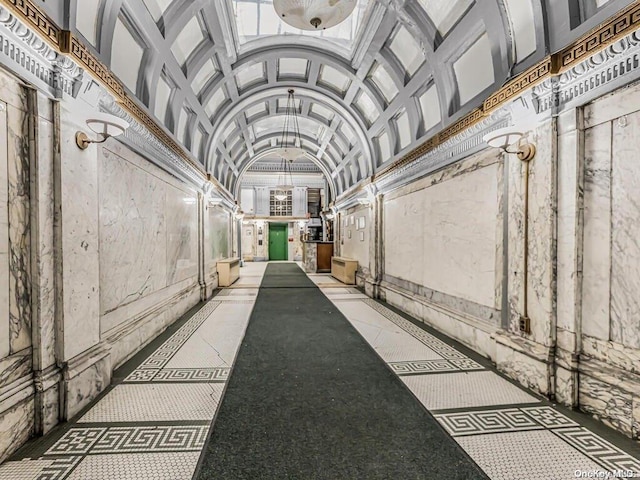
[273,0,357,31]
[274,89,303,200]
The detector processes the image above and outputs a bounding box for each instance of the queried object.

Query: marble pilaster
[0,99,8,360]
[7,94,32,354]
[582,121,612,341]
[553,108,584,406]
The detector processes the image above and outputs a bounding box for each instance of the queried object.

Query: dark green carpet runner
[195,263,487,479]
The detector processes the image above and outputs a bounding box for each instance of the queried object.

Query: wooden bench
[331,256,358,285]
[217,258,240,287]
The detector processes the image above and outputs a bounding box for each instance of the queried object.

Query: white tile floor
[66,452,200,480]
[328,294,640,479]
[2,263,639,480]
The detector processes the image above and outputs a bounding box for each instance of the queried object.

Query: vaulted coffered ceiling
[33,0,634,196]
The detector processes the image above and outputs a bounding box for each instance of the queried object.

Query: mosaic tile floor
[324,291,640,479]
[0,265,262,480]
[1,264,639,479]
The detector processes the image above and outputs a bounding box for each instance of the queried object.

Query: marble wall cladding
[556,114,581,334]
[59,105,101,361]
[582,122,612,341]
[7,97,31,354]
[209,207,230,262]
[0,100,8,360]
[507,121,556,346]
[165,186,198,285]
[610,109,640,349]
[99,147,167,315]
[527,122,556,345]
[385,160,501,309]
[341,206,370,269]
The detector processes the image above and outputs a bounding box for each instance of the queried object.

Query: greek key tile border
[152,368,230,382]
[362,299,468,360]
[124,301,221,382]
[37,456,82,480]
[45,426,208,456]
[389,359,485,375]
[435,407,640,472]
[435,406,578,437]
[552,427,640,473]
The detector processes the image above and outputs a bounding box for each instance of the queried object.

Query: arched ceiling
[39,0,634,196]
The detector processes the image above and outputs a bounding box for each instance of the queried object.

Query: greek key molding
[559,1,640,69]
[533,29,640,113]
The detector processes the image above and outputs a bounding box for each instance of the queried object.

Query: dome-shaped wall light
[273,0,357,30]
[483,127,536,161]
[76,112,129,150]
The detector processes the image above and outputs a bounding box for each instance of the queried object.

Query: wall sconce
[76,113,129,150]
[483,127,536,162]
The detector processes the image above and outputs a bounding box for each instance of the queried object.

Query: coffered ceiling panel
[48,0,634,197]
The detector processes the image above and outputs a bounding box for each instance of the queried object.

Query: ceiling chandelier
[273,0,357,31]
[274,89,303,201]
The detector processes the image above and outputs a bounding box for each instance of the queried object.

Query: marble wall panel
[59,106,101,361]
[582,122,612,341]
[384,188,424,285]
[610,110,640,349]
[556,127,579,333]
[385,162,500,308]
[422,163,499,308]
[99,147,167,315]
[507,121,555,346]
[209,207,230,262]
[341,206,370,269]
[507,152,525,333]
[0,100,8,360]
[165,185,198,284]
[7,96,31,354]
[526,122,556,345]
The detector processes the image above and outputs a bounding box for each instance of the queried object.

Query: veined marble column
[554,108,585,406]
[27,88,62,435]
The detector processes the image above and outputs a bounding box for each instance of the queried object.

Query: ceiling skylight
[232,0,369,49]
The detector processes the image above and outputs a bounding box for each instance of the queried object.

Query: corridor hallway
[0,263,638,479]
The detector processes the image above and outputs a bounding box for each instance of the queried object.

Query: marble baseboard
[379,283,498,360]
[579,356,640,439]
[63,343,111,421]
[100,277,198,334]
[581,335,640,376]
[0,395,34,463]
[104,285,200,370]
[382,275,501,325]
[494,332,552,396]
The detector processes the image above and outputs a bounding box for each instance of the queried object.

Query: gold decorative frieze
[483,58,553,112]
[559,1,640,69]
[60,32,125,99]
[3,0,60,48]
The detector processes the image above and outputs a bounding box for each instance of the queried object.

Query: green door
[268,223,288,261]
